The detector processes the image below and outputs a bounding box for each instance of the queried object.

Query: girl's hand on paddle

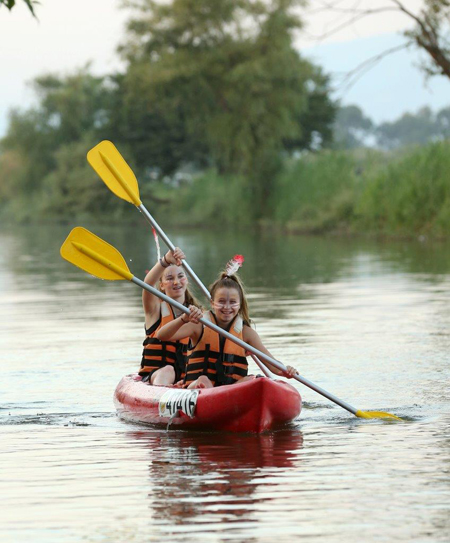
[187,305,202,324]
[284,365,298,378]
[165,247,185,266]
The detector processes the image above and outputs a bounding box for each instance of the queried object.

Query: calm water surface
[1,224,449,542]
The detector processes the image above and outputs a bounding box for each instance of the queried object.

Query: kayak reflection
[126,429,304,529]
[128,427,304,469]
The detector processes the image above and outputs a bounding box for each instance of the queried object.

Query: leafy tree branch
[1,0,39,17]
[306,0,450,81]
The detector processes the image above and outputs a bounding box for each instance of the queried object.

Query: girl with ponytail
[157,256,297,389]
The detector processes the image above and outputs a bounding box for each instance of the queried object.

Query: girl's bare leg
[187,375,214,389]
[151,366,176,386]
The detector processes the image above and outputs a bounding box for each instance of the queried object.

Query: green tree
[37,137,128,219]
[436,105,450,138]
[376,106,447,149]
[107,72,210,177]
[332,105,374,149]
[0,68,114,220]
[283,65,336,151]
[119,0,335,216]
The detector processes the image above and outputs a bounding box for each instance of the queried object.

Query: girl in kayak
[156,258,297,389]
[139,247,201,386]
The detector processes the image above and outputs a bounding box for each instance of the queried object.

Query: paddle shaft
[132,276,358,416]
[138,204,210,300]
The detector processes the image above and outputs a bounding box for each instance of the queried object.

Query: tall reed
[174,169,254,228]
[357,141,450,237]
[272,150,360,233]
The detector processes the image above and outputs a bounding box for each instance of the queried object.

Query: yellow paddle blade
[356,410,403,421]
[60,227,133,281]
[87,140,142,206]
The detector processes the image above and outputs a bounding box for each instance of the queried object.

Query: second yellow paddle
[87,140,211,300]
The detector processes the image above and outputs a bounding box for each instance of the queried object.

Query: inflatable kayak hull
[114,374,302,433]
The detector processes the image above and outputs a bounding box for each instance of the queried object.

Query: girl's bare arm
[156,305,203,342]
[156,318,200,342]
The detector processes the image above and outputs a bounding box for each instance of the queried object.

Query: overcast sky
[1,0,449,137]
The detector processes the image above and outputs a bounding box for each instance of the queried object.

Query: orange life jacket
[139,301,190,381]
[184,311,248,387]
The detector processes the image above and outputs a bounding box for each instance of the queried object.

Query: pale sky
[1,0,449,137]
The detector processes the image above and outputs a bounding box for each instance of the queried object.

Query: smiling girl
[139,247,201,386]
[156,261,297,389]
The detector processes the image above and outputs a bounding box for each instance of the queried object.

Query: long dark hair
[209,272,251,326]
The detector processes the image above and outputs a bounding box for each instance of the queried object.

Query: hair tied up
[225,254,245,277]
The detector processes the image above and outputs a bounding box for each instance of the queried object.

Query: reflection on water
[130,430,304,533]
[132,427,304,469]
[1,224,450,542]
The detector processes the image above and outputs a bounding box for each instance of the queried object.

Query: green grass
[270,142,450,238]
[272,150,360,233]
[163,169,254,229]
[356,141,450,237]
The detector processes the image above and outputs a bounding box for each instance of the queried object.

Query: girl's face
[212,287,241,325]
[161,265,188,300]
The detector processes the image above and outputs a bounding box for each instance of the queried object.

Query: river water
[1,223,449,542]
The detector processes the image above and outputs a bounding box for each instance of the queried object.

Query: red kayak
[114,374,302,433]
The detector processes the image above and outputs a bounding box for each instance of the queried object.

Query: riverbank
[2,140,450,240]
[168,140,450,240]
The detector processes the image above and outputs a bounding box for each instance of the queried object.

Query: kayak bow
[114,374,302,433]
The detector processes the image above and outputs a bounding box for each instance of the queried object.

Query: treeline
[334,104,450,150]
[1,0,450,239]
